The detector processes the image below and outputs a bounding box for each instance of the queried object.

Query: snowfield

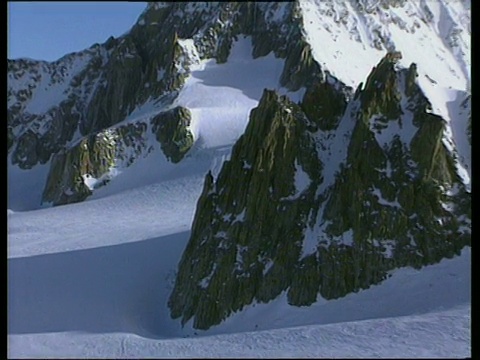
[175,36,304,149]
[8,173,471,357]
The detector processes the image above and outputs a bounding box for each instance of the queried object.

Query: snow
[233,208,246,223]
[301,0,469,95]
[446,90,471,188]
[314,101,358,195]
[381,240,396,258]
[242,160,252,170]
[300,225,320,259]
[175,36,292,149]
[199,264,217,289]
[441,201,455,213]
[7,101,471,359]
[8,180,471,358]
[371,187,402,209]
[235,245,248,273]
[293,159,311,196]
[262,259,274,276]
[8,305,470,358]
[221,212,231,222]
[260,2,289,24]
[8,94,471,356]
[304,228,355,255]
[338,229,354,247]
[81,167,119,192]
[7,153,52,211]
[156,68,165,82]
[178,39,201,64]
[22,55,91,115]
[122,96,170,126]
[150,2,169,11]
[300,0,386,90]
[385,158,393,177]
[297,99,360,260]
[281,159,312,201]
[81,174,98,191]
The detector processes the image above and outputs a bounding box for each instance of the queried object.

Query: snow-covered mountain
[8,1,308,209]
[8,1,470,207]
[8,0,470,355]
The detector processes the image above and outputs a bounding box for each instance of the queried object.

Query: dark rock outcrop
[168,53,471,330]
[151,106,194,163]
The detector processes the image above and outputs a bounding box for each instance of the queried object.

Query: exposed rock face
[151,106,194,163]
[168,53,471,330]
[42,122,150,206]
[169,89,323,328]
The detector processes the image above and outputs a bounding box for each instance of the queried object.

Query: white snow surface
[8,177,471,357]
[9,52,93,115]
[372,187,402,209]
[7,153,52,211]
[8,35,303,212]
[8,111,471,357]
[293,159,311,196]
[300,0,470,93]
[175,36,301,149]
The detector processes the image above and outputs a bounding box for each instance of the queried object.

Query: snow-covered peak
[299,0,470,188]
[300,0,470,92]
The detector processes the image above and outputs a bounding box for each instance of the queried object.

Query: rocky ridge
[168,52,471,330]
[8,2,319,206]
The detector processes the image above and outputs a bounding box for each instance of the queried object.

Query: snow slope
[8,177,471,358]
[7,157,52,211]
[175,36,303,149]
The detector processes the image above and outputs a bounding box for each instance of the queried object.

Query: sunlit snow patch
[81,168,120,191]
[371,187,402,209]
[175,36,303,149]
